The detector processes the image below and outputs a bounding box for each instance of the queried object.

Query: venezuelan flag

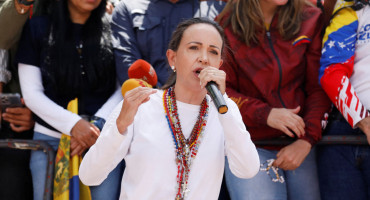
[54,98,91,200]
[292,35,311,47]
[319,0,358,81]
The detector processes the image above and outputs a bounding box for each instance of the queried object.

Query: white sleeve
[220,93,260,179]
[18,63,81,135]
[79,100,133,185]
[94,82,123,120]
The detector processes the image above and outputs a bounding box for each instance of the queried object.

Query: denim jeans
[89,159,125,200]
[225,147,320,200]
[30,132,125,200]
[318,118,370,200]
[29,132,60,200]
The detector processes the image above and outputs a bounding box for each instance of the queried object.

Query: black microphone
[206,81,228,114]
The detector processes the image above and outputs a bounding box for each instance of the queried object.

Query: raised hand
[198,66,226,95]
[116,87,157,133]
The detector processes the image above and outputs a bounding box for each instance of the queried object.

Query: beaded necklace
[163,87,209,200]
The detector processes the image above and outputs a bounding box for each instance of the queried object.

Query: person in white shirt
[79,17,260,200]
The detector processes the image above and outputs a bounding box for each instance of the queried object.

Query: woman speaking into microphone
[79,17,259,200]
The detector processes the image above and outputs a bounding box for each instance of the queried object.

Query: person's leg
[359,145,370,199]
[30,132,59,200]
[285,148,320,200]
[318,144,367,200]
[318,120,367,200]
[89,159,125,200]
[225,148,287,200]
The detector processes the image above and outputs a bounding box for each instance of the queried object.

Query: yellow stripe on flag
[323,0,357,45]
[54,98,91,200]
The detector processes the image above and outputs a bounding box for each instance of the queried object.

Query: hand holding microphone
[198,67,228,114]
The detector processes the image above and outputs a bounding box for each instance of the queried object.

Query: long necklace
[163,87,209,200]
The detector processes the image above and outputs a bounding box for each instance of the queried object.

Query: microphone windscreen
[121,78,152,97]
[128,59,158,86]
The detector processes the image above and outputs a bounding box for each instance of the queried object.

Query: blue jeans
[30,132,60,200]
[89,159,125,200]
[318,117,370,200]
[30,132,125,200]
[225,147,320,200]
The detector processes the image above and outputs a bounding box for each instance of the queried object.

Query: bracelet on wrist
[90,116,106,131]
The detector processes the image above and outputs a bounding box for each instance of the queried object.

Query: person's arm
[79,101,132,185]
[18,63,82,134]
[111,3,142,85]
[300,10,332,146]
[19,63,101,155]
[320,5,370,143]
[221,31,307,138]
[0,48,34,132]
[90,83,122,131]
[220,94,260,178]
[80,86,156,185]
[0,0,33,49]
[319,6,369,127]
[93,82,123,121]
[272,10,332,171]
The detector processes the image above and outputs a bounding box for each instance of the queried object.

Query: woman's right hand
[70,119,100,149]
[267,106,305,137]
[116,87,157,134]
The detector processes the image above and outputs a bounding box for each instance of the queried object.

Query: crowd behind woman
[1,0,370,199]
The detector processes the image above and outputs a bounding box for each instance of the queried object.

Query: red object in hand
[128,59,158,86]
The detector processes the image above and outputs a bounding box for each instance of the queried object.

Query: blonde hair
[217,0,312,46]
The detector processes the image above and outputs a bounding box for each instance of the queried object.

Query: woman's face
[68,0,101,16]
[167,23,223,93]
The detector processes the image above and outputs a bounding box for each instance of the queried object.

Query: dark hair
[162,17,225,89]
[43,0,115,98]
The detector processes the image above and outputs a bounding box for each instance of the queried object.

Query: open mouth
[194,68,203,76]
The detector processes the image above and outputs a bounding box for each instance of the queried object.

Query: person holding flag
[318,0,370,198]
[16,0,122,199]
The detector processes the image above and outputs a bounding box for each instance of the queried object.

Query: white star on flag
[338,42,346,48]
[328,40,335,48]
